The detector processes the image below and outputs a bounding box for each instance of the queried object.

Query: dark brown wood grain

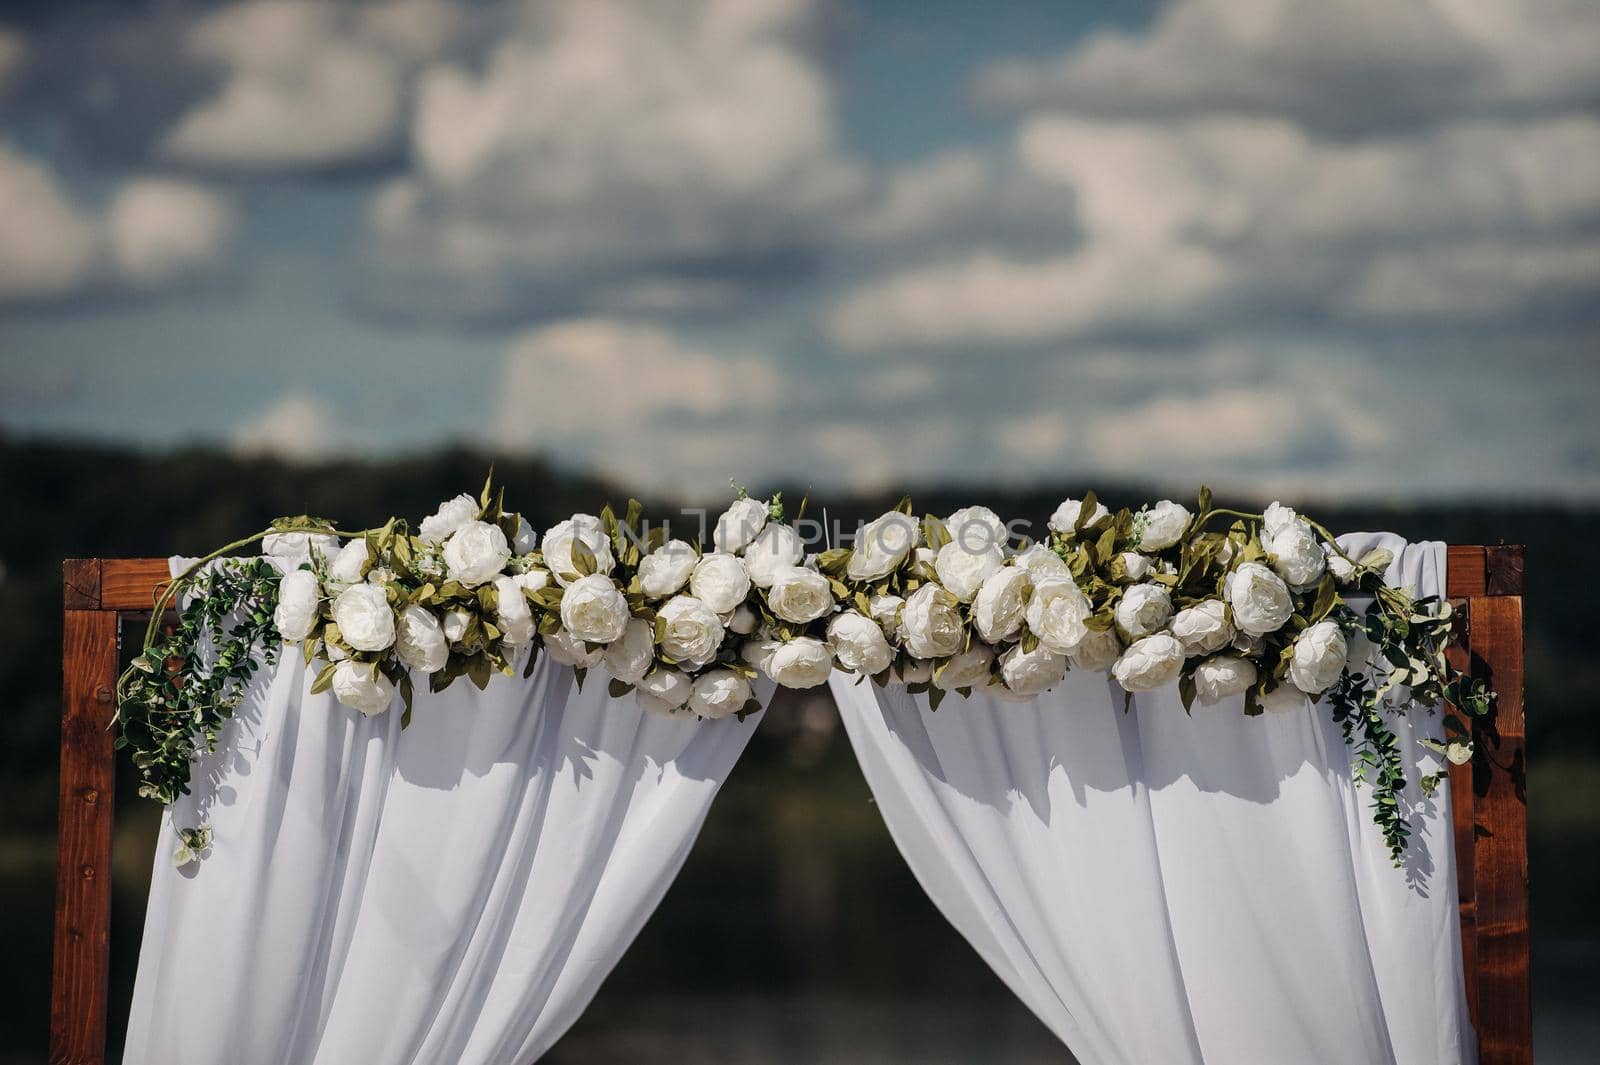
[51,609,118,1065]
[98,558,175,612]
[62,560,101,611]
[1447,545,1487,598]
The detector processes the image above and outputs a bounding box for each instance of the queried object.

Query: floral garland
[116,479,1492,865]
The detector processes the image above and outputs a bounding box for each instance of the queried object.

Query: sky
[0,0,1597,502]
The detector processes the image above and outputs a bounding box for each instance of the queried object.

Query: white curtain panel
[124,560,765,1065]
[831,535,1476,1065]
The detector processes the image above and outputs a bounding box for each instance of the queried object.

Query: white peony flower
[1225,562,1294,636]
[419,493,480,544]
[714,496,768,554]
[325,538,371,590]
[1070,627,1123,672]
[740,636,783,675]
[944,506,1008,553]
[728,604,759,635]
[494,575,535,646]
[765,565,834,623]
[743,523,805,587]
[1000,643,1067,696]
[545,629,604,667]
[513,515,537,555]
[1115,583,1173,639]
[973,566,1031,643]
[560,574,630,645]
[635,668,692,714]
[1170,599,1233,655]
[847,512,920,581]
[441,607,471,646]
[603,617,656,684]
[1026,576,1093,654]
[637,539,698,598]
[1231,629,1266,657]
[868,594,905,641]
[1261,684,1309,714]
[901,583,964,659]
[1323,542,1357,584]
[515,569,551,594]
[1048,497,1109,535]
[1137,500,1191,550]
[1267,520,1327,589]
[443,521,512,587]
[542,515,615,587]
[935,540,1005,602]
[331,660,395,717]
[689,669,753,719]
[1117,552,1152,580]
[394,605,448,674]
[1112,633,1185,691]
[262,530,341,569]
[332,583,395,652]
[935,644,994,691]
[1289,620,1348,695]
[827,612,893,675]
[690,553,751,614]
[1193,655,1257,704]
[657,595,725,667]
[1262,502,1299,539]
[273,569,320,643]
[1014,543,1070,578]
[765,636,834,688]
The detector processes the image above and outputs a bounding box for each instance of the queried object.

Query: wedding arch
[50,487,1528,1065]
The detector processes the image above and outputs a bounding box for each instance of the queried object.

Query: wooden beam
[98,559,175,613]
[51,609,118,1065]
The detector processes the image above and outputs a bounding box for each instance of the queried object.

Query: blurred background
[1,1,1596,1062]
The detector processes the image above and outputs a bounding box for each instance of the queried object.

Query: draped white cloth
[125,561,764,1065]
[831,535,1476,1065]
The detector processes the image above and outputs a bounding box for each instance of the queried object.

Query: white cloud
[107,180,235,289]
[976,0,1600,134]
[231,392,340,461]
[0,145,100,301]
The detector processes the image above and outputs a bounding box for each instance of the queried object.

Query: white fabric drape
[832,535,1475,1065]
[125,560,764,1065]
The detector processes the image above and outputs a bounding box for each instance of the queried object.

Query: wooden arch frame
[51,549,1530,1064]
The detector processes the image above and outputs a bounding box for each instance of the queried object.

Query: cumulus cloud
[976,0,1600,135]
[0,144,233,303]
[362,0,863,319]
[232,392,341,461]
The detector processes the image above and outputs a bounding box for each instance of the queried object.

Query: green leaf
[310,661,337,695]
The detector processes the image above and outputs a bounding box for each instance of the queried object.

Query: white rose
[868,594,905,641]
[443,521,512,587]
[765,636,833,689]
[1137,500,1190,550]
[1290,620,1348,695]
[1225,562,1294,636]
[1000,643,1068,697]
[740,636,783,675]
[394,606,448,674]
[714,496,768,554]
[901,583,964,659]
[848,512,919,581]
[935,645,994,691]
[1026,577,1093,654]
[1261,684,1309,715]
[1268,521,1327,590]
[690,553,751,614]
[325,538,371,590]
[638,540,698,598]
[728,604,758,635]
[418,493,479,544]
[1262,502,1299,539]
[441,607,471,646]
[262,530,340,569]
[542,515,615,587]
[1193,655,1258,705]
[944,506,1008,553]
[273,569,320,642]
[331,660,395,716]
[689,669,753,719]
[766,565,834,623]
[636,668,692,714]
[657,595,725,667]
[935,540,1005,602]
[828,612,893,675]
[603,617,655,684]
[1048,497,1109,535]
[1170,599,1233,655]
[559,574,629,645]
[973,566,1030,643]
[515,569,551,594]
[1117,552,1152,580]
[545,629,604,668]
[889,657,933,685]
[1069,627,1122,672]
[743,523,805,587]
[1112,633,1185,691]
[1115,583,1173,639]
[1324,543,1357,584]
[513,515,537,555]
[332,582,395,652]
[494,575,535,646]
[1014,544,1070,578]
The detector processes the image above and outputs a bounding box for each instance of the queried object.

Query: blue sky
[1,0,1597,501]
